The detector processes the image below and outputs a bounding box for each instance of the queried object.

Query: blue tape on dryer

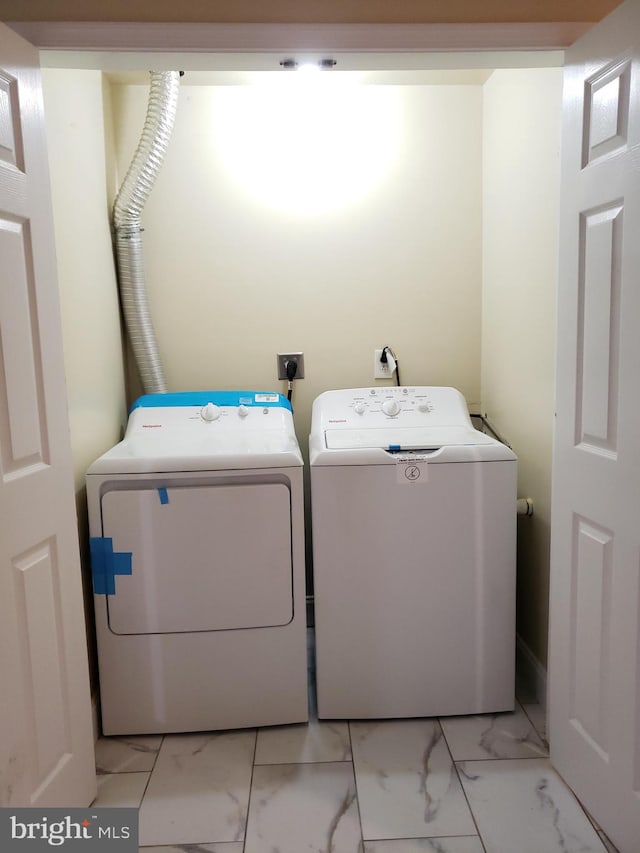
[90,537,132,595]
[158,487,169,504]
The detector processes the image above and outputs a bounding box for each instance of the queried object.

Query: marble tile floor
[92,630,618,852]
[93,690,620,853]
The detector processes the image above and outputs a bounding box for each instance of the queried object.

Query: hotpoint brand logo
[1,809,137,851]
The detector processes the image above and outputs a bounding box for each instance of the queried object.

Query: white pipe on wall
[517,497,534,517]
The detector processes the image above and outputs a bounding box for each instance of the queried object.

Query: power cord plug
[380,346,401,386]
[285,360,298,402]
[285,360,298,382]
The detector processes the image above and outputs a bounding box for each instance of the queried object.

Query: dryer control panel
[131,391,291,425]
[88,391,303,473]
[126,391,296,435]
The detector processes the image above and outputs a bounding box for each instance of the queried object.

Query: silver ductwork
[113,71,181,394]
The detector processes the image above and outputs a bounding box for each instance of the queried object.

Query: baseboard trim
[516,633,547,711]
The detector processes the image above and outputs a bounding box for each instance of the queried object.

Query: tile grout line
[365,833,489,842]
[253,758,355,767]
[347,720,367,851]
[438,717,488,853]
[241,727,259,853]
[518,697,549,747]
[131,733,163,849]
[566,786,612,853]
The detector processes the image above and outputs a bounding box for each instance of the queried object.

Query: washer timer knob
[354,402,366,415]
[201,402,221,421]
[382,399,400,417]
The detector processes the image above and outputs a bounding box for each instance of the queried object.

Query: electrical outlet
[374,349,392,379]
[277,352,305,380]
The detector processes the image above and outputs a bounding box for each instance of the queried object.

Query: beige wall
[481,67,562,671]
[42,68,127,491]
[111,79,484,446]
[41,66,561,690]
[41,68,128,686]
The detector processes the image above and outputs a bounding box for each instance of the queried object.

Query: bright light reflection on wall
[214,76,402,216]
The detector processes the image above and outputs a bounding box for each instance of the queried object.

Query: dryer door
[100,481,293,634]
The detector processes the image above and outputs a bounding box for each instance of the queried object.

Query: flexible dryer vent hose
[113,71,181,394]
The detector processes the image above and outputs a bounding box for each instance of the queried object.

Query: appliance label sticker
[255,394,279,403]
[395,453,429,484]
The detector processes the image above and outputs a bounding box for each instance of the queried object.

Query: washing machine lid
[324,425,495,450]
[88,391,303,474]
[309,387,516,464]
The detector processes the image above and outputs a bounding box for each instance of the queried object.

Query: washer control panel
[315,386,472,429]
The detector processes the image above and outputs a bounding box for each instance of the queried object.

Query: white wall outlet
[374,349,392,379]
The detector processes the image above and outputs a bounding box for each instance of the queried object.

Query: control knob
[381,399,400,417]
[238,404,249,418]
[201,402,221,421]
[418,402,430,413]
[354,402,366,415]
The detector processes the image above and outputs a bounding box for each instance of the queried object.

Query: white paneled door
[0,23,95,806]
[549,1,640,851]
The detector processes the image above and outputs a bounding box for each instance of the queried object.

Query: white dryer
[310,386,517,719]
[87,391,307,735]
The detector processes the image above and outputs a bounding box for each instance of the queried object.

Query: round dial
[418,402,430,413]
[238,404,249,418]
[381,399,400,417]
[354,402,366,415]
[201,402,221,421]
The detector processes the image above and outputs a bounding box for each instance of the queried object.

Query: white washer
[87,391,307,735]
[310,386,517,719]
